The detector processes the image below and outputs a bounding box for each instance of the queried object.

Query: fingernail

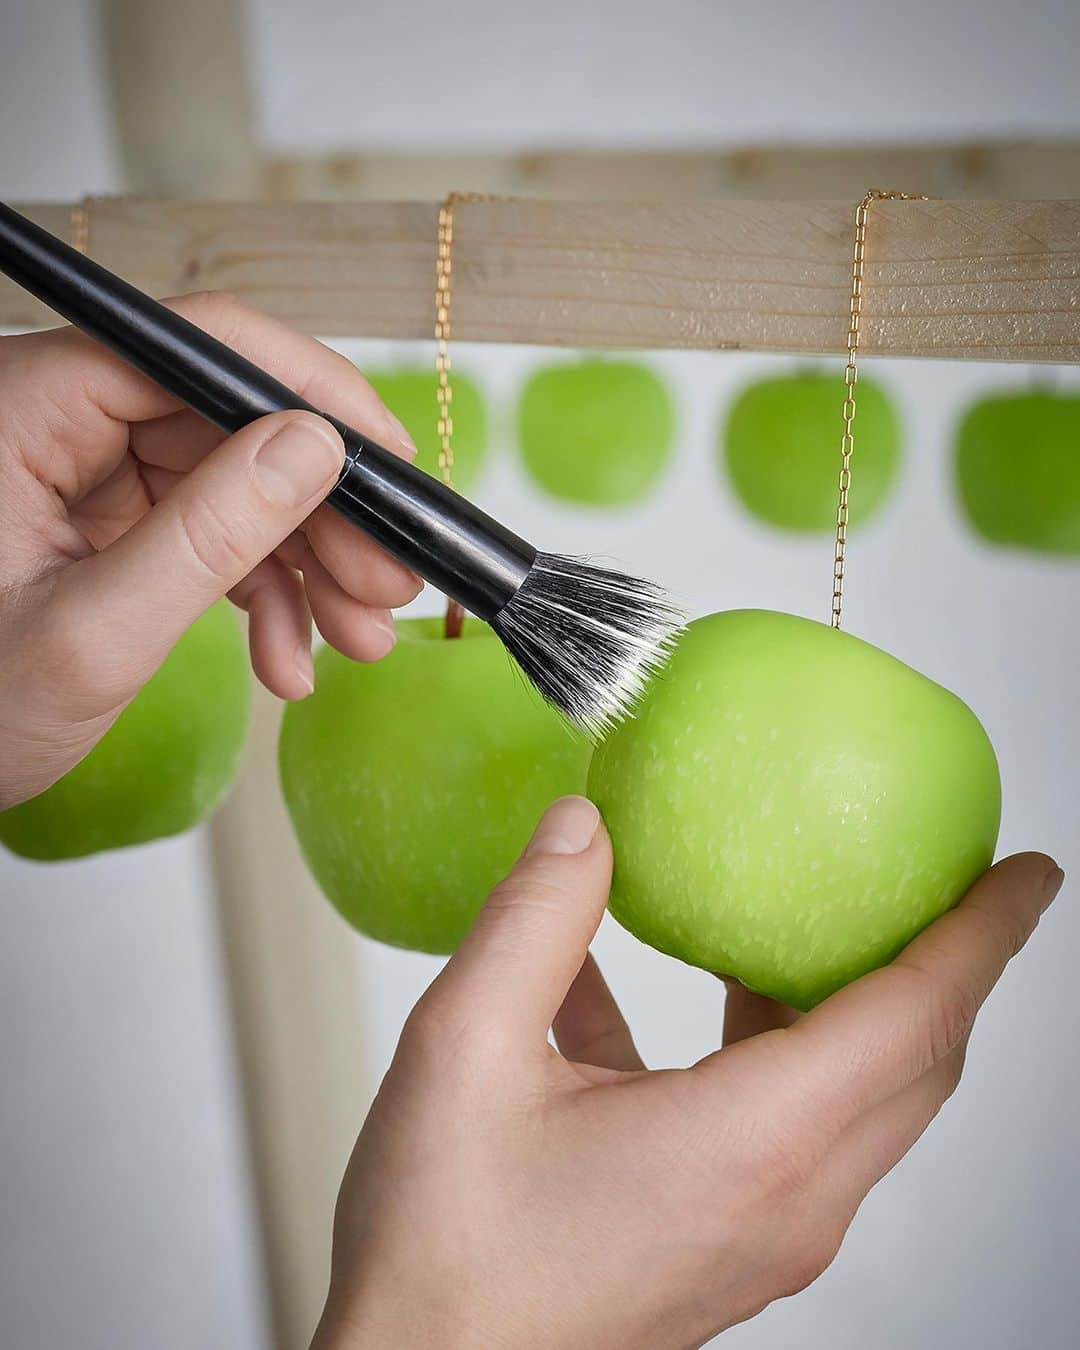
[526,796,600,856]
[1043,866,1065,907]
[371,610,397,654]
[384,410,418,460]
[294,643,315,696]
[255,416,344,507]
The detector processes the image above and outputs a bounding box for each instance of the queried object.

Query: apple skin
[955,391,1080,554]
[278,618,592,953]
[588,610,1001,1010]
[366,369,488,491]
[517,359,674,506]
[0,602,251,861]
[723,372,901,532]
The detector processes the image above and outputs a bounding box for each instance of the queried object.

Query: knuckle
[778,1229,843,1298]
[483,869,569,923]
[171,288,248,324]
[895,959,978,1069]
[926,972,980,1065]
[967,898,1028,962]
[34,590,123,707]
[941,1043,968,1103]
[736,1116,820,1200]
[175,489,251,583]
[399,991,482,1070]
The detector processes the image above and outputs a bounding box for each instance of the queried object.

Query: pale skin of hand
[0,291,421,808]
[312,796,1063,1350]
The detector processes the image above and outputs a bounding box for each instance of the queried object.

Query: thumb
[431,796,613,1044]
[59,411,343,681]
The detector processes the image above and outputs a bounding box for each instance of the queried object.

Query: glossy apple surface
[588,609,1001,1010]
[279,618,592,953]
[954,391,1080,553]
[723,372,901,531]
[517,359,674,505]
[0,603,251,860]
[366,368,488,491]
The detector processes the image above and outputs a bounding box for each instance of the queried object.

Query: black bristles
[490,553,685,740]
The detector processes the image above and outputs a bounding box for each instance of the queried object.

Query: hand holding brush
[0,202,682,741]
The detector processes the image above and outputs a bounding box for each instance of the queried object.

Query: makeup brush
[0,201,681,737]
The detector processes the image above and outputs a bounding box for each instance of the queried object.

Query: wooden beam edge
[3,199,1078,363]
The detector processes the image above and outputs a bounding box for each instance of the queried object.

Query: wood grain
[4,198,1079,362]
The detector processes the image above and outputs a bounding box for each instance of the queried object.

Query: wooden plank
[261,141,1080,204]
[208,689,370,1350]
[5,198,1079,362]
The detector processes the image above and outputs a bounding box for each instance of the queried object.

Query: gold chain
[434,192,497,491]
[70,198,92,255]
[434,193,497,636]
[831,188,926,629]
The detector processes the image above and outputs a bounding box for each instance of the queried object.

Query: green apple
[0,602,251,861]
[517,359,674,506]
[366,368,488,491]
[954,390,1080,553]
[588,609,1000,1010]
[723,371,901,531]
[279,618,592,953]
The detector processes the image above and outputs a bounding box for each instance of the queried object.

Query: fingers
[821,1039,968,1212]
[428,797,613,1046]
[554,953,645,1072]
[277,534,397,664]
[303,507,422,609]
[52,411,344,694]
[134,407,423,609]
[229,556,314,700]
[780,854,1063,1133]
[720,981,802,1047]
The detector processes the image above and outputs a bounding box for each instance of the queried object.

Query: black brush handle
[0,201,534,619]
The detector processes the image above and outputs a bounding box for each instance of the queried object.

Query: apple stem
[444,599,465,640]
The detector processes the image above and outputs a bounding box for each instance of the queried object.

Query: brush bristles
[490,553,685,741]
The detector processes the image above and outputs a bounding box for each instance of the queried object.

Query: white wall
[0,4,270,1349]
[2,1,1078,1348]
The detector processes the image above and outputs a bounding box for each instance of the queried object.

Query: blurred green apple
[954,390,1080,553]
[279,618,592,953]
[366,368,488,491]
[0,603,251,861]
[517,359,674,505]
[588,609,1000,1010]
[723,371,901,531]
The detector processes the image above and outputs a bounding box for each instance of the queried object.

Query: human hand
[312,796,1062,1350]
[0,292,421,806]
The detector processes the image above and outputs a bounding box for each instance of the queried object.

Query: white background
[1,1,1078,1347]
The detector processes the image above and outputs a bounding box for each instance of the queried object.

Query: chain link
[434,193,498,636]
[70,198,92,255]
[434,192,497,491]
[831,188,926,629]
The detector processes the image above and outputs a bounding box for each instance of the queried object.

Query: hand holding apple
[312,796,1060,1350]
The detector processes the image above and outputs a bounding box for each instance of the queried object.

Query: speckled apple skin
[0,602,251,860]
[588,610,1001,1010]
[279,618,592,954]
